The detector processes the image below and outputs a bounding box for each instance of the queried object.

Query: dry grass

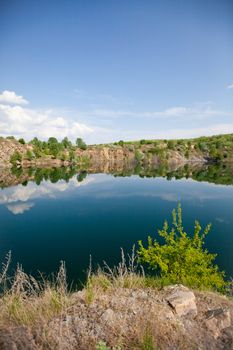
[0,250,231,349]
[0,259,68,328]
[0,254,73,348]
[85,247,173,303]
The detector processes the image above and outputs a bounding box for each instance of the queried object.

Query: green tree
[138,205,225,291]
[48,137,60,157]
[76,137,87,150]
[18,138,25,144]
[61,137,72,149]
[77,171,87,182]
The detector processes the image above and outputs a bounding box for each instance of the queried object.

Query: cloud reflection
[0,176,94,214]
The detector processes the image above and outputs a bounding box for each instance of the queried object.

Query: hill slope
[0,133,233,168]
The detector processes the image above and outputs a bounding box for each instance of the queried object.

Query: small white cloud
[227,84,233,89]
[7,202,34,215]
[0,90,29,105]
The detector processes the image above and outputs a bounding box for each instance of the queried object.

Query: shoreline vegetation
[1,161,233,190]
[0,133,233,171]
[0,207,232,349]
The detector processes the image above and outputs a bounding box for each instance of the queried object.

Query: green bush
[10,151,22,165]
[167,140,176,150]
[138,205,225,291]
[135,149,144,163]
[25,150,34,160]
[18,138,25,144]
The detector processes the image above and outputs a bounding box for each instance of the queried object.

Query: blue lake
[0,169,233,284]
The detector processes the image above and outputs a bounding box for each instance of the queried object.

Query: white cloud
[0,91,94,141]
[0,176,95,213]
[74,103,232,121]
[1,90,233,144]
[7,202,34,215]
[227,84,233,89]
[153,123,233,139]
[0,90,28,105]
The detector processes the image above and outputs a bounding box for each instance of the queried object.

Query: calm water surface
[0,169,233,284]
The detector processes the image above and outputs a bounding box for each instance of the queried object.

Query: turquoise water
[0,171,233,284]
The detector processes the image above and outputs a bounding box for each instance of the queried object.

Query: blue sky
[0,0,233,143]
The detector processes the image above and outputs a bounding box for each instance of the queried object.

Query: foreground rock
[205,308,231,339]
[0,285,232,349]
[164,284,197,317]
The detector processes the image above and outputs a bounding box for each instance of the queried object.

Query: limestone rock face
[0,139,30,167]
[164,285,197,317]
[205,308,231,339]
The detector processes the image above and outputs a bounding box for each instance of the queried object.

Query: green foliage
[18,138,25,144]
[138,205,226,291]
[118,140,124,147]
[96,341,122,350]
[77,171,87,182]
[47,137,60,158]
[68,149,75,161]
[21,167,78,186]
[10,151,22,165]
[76,137,87,150]
[11,165,23,178]
[61,136,72,149]
[135,149,144,163]
[139,329,155,350]
[25,150,34,160]
[167,140,176,150]
[29,136,74,159]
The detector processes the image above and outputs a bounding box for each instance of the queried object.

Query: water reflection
[0,162,233,215]
[0,170,93,214]
[0,162,233,281]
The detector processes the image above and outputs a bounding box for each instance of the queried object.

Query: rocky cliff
[0,138,30,167]
[3,132,233,170]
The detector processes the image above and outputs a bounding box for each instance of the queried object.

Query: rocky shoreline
[0,138,210,170]
[0,284,232,349]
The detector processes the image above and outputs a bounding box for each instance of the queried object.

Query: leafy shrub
[167,140,176,150]
[25,150,34,160]
[10,151,22,165]
[18,138,25,144]
[138,205,225,291]
[135,149,144,163]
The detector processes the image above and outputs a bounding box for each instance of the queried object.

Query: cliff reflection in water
[0,161,233,190]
